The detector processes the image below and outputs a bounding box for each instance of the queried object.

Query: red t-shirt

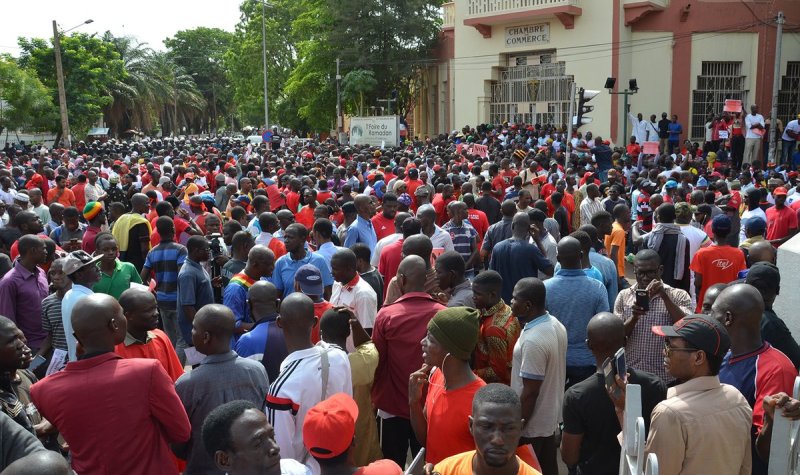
[424,370,486,464]
[467,209,489,246]
[378,239,404,295]
[150,217,191,246]
[690,245,747,312]
[114,329,184,382]
[312,301,332,344]
[432,194,453,226]
[491,175,507,197]
[316,190,333,204]
[296,206,316,230]
[371,213,395,241]
[286,191,301,213]
[540,183,555,200]
[766,206,798,243]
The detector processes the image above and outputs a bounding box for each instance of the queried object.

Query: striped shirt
[441,221,478,270]
[143,241,187,305]
[223,272,257,332]
[41,293,68,352]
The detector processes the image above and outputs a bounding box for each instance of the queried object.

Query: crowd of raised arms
[0,108,799,475]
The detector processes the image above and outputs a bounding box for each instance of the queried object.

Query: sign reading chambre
[505,23,550,48]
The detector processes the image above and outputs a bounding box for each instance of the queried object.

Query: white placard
[505,23,550,48]
[349,116,400,147]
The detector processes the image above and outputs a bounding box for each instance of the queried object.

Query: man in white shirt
[782,114,800,165]
[329,249,377,349]
[744,104,765,166]
[84,170,107,204]
[265,293,352,475]
[628,111,648,145]
[370,212,409,267]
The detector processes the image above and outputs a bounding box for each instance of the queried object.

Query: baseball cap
[158,176,171,186]
[652,314,730,358]
[303,393,359,459]
[295,264,324,296]
[414,186,430,196]
[665,180,678,189]
[746,262,780,291]
[62,250,102,276]
[14,194,29,204]
[674,202,694,221]
[745,216,767,235]
[697,176,709,187]
[773,186,788,197]
[711,214,731,233]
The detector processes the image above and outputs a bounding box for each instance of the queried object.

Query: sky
[0,0,243,56]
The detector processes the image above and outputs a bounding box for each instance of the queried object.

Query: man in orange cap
[765,186,798,247]
[303,393,402,475]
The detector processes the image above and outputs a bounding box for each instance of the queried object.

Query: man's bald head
[248,280,278,305]
[702,283,728,314]
[278,292,316,337]
[587,312,625,357]
[511,212,530,238]
[130,193,149,212]
[501,200,517,217]
[402,234,433,266]
[557,236,582,269]
[712,283,764,334]
[194,304,236,341]
[397,255,427,294]
[747,240,777,266]
[247,245,275,267]
[72,294,126,350]
[118,287,156,313]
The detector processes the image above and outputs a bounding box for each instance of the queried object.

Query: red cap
[774,186,788,196]
[302,393,358,459]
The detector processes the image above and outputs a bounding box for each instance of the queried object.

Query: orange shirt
[604,222,627,277]
[296,205,316,230]
[47,187,76,207]
[690,244,747,312]
[433,451,541,475]
[114,329,184,382]
[424,370,486,464]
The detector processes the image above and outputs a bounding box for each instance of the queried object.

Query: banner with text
[349,116,400,147]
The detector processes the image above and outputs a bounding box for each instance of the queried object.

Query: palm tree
[103,34,205,137]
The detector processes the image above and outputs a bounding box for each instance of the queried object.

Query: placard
[349,116,400,147]
[724,99,742,113]
[505,23,550,48]
[471,144,488,158]
[642,142,660,155]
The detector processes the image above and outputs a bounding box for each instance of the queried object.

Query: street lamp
[605,77,639,144]
[261,1,274,131]
[52,19,93,148]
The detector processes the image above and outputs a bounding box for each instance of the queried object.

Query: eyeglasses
[663,341,699,357]
[634,268,659,278]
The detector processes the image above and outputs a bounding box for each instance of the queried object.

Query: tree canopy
[0,56,56,136]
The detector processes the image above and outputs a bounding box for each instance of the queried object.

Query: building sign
[505,23,550,48]
[349,116,400,147]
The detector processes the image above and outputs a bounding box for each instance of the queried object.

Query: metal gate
[778,62,800,127]
[490,60,574,126]
[690,61,748,139]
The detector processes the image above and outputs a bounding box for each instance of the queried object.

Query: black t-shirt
[475,195,502,225]
[658,119,671,138]
[554,206,570,238]
[646,233,691,292]
[562,368,666,475]
[121,222,150,272]
[270,134,282,150]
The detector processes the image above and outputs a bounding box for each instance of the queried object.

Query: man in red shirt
[404,168,425,209]
[378,217,421,295]
[432,184,456,226]
[372,255,446,468]
[464,193,489,248]
[371,192,398,241]
[30,293,190,475]
[690,215,748,313]
[766,187,798,247]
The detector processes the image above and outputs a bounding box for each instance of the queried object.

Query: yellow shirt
[349,342,382,466]
[433,451,541,475]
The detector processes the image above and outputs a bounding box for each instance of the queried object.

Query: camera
[208,233,224,259]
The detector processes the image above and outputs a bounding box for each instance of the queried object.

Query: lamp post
[52,19,93,148]
[605,77,638,145]
[261,1,274,130]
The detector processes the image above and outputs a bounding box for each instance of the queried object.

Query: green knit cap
[427,306,480,361]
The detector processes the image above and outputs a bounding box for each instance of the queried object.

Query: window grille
[690,61,748,139]
[490,58,573,126]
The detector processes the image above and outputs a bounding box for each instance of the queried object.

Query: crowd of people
[0,107,799,475]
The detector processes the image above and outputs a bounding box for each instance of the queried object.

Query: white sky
[0,0,243,56]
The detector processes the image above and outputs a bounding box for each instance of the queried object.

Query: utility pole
[336,58,342,141]
[174,73,178,137]
[52,20,71,148]
[261,1,270,130]
[377,97,396,116]
[566,81,576,154]
[768,11,784,164]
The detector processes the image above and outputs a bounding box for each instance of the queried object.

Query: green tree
[224,0,295,129]
[341,69,377,116]
[17,33,126,138]
[164,27,233,133]
[0,56,56,136]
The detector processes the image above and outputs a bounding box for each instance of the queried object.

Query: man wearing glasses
[613,314,752,475]
[613,249,692,384]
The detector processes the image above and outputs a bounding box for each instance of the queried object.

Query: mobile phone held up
[28,355,46,371]
[614,348,626,383]
[635,288,650,311]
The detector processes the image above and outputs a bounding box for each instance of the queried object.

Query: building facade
[412,0,800,144]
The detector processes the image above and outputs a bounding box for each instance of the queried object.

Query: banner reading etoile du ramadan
[349,116,400,147]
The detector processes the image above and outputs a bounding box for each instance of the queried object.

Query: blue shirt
[234,313,287,382]
[668,122,682,142]
[315,242,344,272]
[489,238,553,304]
[143,241,187,305]
[272,251,334,298]
[544,268,609,367]
[176,259,215,343]
[589,249,619,310]
[344,216,377,251]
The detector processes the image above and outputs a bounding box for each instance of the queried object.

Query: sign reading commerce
[505,23,550,48]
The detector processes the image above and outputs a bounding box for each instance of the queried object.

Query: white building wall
[625,31,673,126]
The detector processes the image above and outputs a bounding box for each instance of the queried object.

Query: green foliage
[224,0,295,128]
[341,69,377,116]
[164,27,233,132]
[18,33,126,137]
[0,56,56,134]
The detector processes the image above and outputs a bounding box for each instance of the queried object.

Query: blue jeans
[782,139,797,165]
